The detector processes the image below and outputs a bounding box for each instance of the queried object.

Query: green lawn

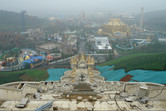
[0,69,48,84]
[22,69,48,81]
[100,53,166,72]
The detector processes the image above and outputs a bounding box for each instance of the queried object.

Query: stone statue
[80,74,85,81]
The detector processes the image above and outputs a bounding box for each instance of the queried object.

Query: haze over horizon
[0,0,166,17]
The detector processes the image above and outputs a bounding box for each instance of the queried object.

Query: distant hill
[138,10,166,31]
[0,10,47,32]
[100,53,166,72]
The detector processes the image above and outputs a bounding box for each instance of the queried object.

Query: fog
[0,0,166,17]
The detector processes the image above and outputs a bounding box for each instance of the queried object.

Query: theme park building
[98,18,131,38]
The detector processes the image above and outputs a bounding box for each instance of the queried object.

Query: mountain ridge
[0,10,47,32]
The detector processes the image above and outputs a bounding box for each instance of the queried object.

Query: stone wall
[0,84,37,100]
[0,87,23,100]
[22,84,37,97]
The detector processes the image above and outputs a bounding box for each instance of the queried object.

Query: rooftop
[94,37,112,50]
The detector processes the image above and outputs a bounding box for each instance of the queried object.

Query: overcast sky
[0,0,166,17]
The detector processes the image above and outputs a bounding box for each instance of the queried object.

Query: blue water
[46,68,69,81]
[46,66,166,84]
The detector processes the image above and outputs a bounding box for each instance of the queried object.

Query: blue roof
[23,56,45,64]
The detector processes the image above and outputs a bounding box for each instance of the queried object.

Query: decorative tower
[140,7,144,32]
[21,10,26,32]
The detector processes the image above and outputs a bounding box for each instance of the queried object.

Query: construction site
[0,53,166,111]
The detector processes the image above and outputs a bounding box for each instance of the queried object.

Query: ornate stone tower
[70,52,95,69]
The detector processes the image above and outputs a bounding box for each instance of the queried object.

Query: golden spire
[88,67,94,77]
[70,57,73,64]
[78,54,81,60]
[80,52,85,61]
[87,55,91,64]
[91,57,94,64]
[71,67,77,77]
[83,53,87,60]
[73,55,78,64]
[74,55,77,60]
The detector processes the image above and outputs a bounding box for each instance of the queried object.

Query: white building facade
[93,37,112,53]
